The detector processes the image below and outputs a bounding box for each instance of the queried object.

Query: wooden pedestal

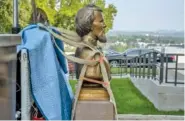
[74,87,115,120]
[75,101,114,120]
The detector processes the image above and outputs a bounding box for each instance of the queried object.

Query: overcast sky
[105,0,184,31]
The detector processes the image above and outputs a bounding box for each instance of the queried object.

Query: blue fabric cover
[17,24,74,120]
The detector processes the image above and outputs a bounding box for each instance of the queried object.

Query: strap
[51,36,99,66]
[82,77,109,87]
[54,27,81,42]
[71,51,96,119]
[38,23,97,52]
[99,58,118,120]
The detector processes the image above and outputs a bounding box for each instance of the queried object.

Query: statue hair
[75,4,102,37]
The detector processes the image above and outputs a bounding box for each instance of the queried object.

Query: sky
[105,0,184,31]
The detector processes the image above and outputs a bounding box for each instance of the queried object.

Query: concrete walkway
[117,114,184,120]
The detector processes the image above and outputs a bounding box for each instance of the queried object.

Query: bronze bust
[72,4,117,120]
[75,4,111,84]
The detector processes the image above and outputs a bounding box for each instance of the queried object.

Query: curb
[117,114,184,120]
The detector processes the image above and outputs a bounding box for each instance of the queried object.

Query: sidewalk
[117,114,184,120]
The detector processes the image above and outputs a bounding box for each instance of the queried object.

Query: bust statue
[72,4,117,120]
[75,4,111,84]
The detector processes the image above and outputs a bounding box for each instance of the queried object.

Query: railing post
[125,57,128,75]
[133,58,135,77]
[123,59,125,75]
[165,54,169,83]
[120,59,122,78]
[139,56,141,78]
[147,53,151,79]
[135,57,138,78]
[131,59,134,76]
[130,59,132,75]
[152,52,157,80]
[143,54,146,78]
[159,52,164,84]
[174,55,178,86]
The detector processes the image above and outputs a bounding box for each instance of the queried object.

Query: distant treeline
[107,34,184,44]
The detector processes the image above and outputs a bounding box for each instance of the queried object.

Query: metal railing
[110,51,184,86]
[68,52,184,86]
[163,53,184,86]
[128,51,161,83]
[68,61,76,80]
[110,52,158,79]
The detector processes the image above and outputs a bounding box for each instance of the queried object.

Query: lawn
[69,78,184,115]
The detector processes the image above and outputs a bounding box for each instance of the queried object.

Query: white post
[21,49,32,120]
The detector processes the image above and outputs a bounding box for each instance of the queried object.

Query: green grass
[69,80,77,93]
[69,79,184,115]
[111,78,184,115]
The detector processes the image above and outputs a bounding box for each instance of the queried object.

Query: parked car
[105,48,175,67]
[104,49,121,55]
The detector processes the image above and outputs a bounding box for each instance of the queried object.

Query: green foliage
[54,0,117,32]
[110,44,129,52]
[103,4,117,32]
[0,0,12,33]
[0,0,31,33]
[108,34,184,47]
[35,0,57,24]
[19,0,32,28]
[0,0,117,33]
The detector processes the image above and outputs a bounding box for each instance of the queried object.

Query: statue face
[91,11,107,43]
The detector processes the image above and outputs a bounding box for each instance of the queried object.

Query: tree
[19,0,32,27]
[33,0,56,24]
[110,44,129,52]
[54,0,117,32]
[0,0,117,33]
[0,0,12,33]
[0,0,31,33]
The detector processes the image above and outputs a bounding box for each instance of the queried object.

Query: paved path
[117,114,184,120]
[163,63,184,83]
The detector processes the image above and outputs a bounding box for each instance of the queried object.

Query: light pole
[12,0,20,34]
[12,0,20,119]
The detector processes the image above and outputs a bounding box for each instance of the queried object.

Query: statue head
[75,4,107,43]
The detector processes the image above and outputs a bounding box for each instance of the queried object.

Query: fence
[110,51,184,86]
[68,52,184,86]
[162,53,184,85]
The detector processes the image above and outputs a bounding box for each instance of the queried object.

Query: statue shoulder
[75,47,93,59]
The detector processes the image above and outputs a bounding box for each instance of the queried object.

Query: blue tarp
[17,24,74,120]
